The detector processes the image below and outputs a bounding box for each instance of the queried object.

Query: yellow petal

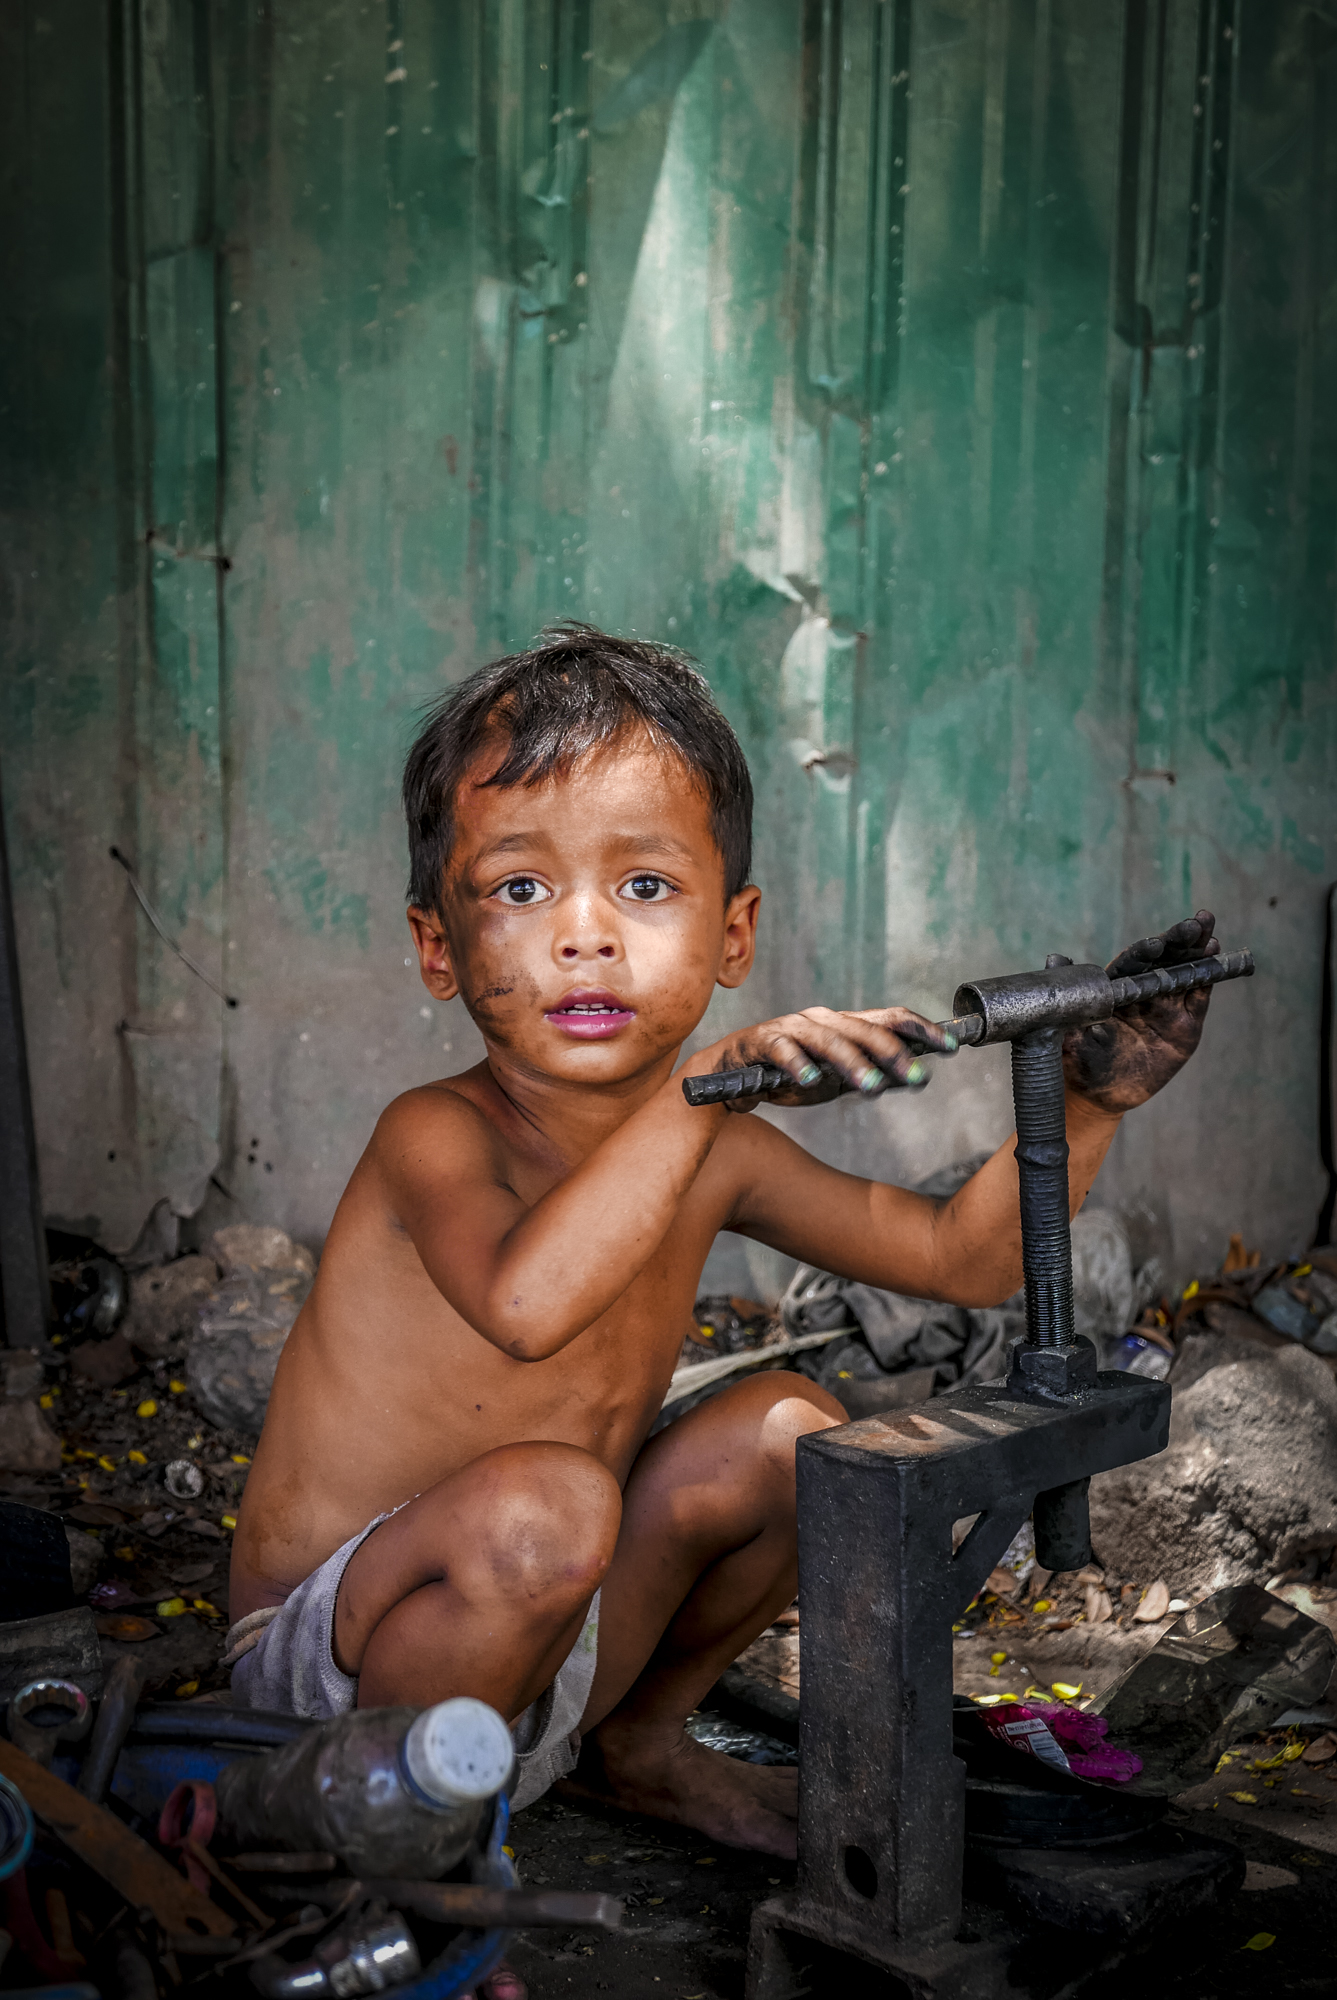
[128,1450,147,1465]
[1032,1599,1052,1612]
[98,1456,118,1473]
[175,1681,199,1697]
[1182,1278,1200,1299]
[169,1379,187,1393]
[156,1597,187,1618]
[1242,1934,1275,1952]
[1051,1682,1083,1700]
[193,1599,221,1617]
[137,1399,157,1418]
[990,1651,1007,1664]
[231,1453,251,1465]
[39,1394,53,1410]
[221,1513,237,1530]
[1228,1791,1258,1804]
[114,1545,134,1560]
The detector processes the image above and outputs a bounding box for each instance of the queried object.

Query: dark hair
[403,624,754,913]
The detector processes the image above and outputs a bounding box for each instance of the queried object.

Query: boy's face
[407,728,759,1088]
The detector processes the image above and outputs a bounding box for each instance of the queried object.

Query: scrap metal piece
[0,1738,234,1938]
[260,1880,623,1931]
[6,1681,91,1769]
[76,1654,145,1802]
[1099,1582,1337,1792]
[250,1916,420,2000]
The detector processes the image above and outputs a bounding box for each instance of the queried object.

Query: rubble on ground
[1090,1341,1337,1599]
[188,1226,315,1434]
[0,1228,318,1702]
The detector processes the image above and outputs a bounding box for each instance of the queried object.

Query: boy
[230,625,1216,1863]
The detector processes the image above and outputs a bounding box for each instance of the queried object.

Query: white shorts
[225,1512,600,1812]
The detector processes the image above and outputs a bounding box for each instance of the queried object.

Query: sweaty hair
[403,624,754,913]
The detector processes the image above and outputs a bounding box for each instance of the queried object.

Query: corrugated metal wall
[2,0,1333,1291]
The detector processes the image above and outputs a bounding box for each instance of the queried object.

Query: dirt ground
[504,1786,1337,2000]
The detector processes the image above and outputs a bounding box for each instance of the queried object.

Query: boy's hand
[693,1005,957,1112]
[1062,909,1219,1116]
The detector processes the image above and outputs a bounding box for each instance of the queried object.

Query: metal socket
[952,961,1113,1047]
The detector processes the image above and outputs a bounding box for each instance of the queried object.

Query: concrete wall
[2,0,1334,1296]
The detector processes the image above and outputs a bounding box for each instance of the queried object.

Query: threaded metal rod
[1010,1026,1073,1350]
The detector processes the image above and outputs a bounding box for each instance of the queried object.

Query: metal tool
[729,936,1257,1995]
[688,942,1253,1572]
[681,947,1252,1103]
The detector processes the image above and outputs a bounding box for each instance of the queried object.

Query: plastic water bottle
[215,1697,515,1878]
[1110,1333,1172,1381]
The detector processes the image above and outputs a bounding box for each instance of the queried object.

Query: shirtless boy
[230,624,1216,1866]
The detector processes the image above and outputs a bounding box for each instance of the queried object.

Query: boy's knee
[730,1370,844,1470]
[473,1442,620,1601]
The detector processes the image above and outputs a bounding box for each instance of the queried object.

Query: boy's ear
[716,884,761,989]
[407,906,460,1003]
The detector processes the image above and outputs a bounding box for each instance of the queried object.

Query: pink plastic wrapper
[979,1703,1142,1785]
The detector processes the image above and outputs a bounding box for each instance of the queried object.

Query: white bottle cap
[402,1697,515,1809]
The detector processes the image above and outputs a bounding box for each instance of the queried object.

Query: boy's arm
[726,910,1219,1306]
[721,1089,1119,1307]
[374,1002,944,1362]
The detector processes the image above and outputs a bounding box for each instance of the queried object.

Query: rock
[70,1330,139,1388]
[0,1605,104,1702]
[208,1224,315,1280]
[0,1398,62,1473]
[2,1349,44,1400]
[64,1528,103,1596]
[123,1254,220,1360]
[1090,1346,1337,1597]
[187,1264,313,1435]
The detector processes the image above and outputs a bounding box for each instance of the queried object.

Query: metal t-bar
[683,942,1254,1573]
[680,948,1252,1103]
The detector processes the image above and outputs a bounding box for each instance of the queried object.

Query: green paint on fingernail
[906,1060,927,1085]
[799,1064,822,1086]
[861,1068,886,1093]
[942,1032,958,1053]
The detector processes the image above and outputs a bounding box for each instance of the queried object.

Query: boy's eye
[495,877,550,906]
[622,875,673,903]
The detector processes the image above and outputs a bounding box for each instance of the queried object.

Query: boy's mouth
[544,988,637,1039]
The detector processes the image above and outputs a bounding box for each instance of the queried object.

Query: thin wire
[110,847,238,1008]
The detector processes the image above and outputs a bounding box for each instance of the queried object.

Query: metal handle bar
[681,947,1253,1106]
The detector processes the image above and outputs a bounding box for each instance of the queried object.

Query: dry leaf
[1075,1567,1105,1586]
[986,1567,1019,1596]
[1132,1579,1171,1623]
[1301,1734,1336,1765]
[94,1613,159,1642]
[1085,1586,1113,1625]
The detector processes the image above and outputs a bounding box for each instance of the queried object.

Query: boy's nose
[555,895,621,962]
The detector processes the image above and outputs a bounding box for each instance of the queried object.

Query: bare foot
[463,1965,526,2000]
[564,1724,798,1858]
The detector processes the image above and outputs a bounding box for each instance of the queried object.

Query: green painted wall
[2,0,1334,1286]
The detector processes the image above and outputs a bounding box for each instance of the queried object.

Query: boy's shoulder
[370,1069,510,1172]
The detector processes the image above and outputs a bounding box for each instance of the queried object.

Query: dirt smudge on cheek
[467,965,540,1032]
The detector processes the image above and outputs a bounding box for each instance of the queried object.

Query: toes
[480,1968,527,2000]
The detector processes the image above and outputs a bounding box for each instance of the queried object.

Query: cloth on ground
[780,1158,1162,1389]
[226,1513,600,1812]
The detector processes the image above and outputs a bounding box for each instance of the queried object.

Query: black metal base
[748,1826,1243,1998]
